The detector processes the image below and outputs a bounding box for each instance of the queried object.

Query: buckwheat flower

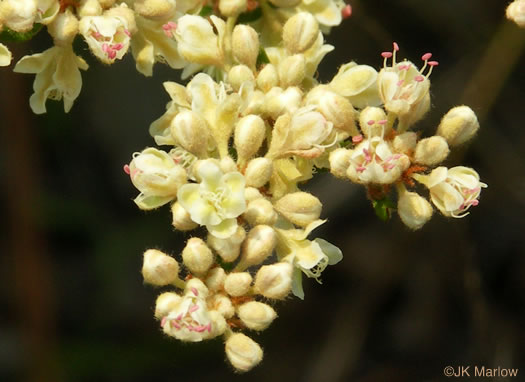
[79,7,134,64]
[178,159,246,239]
[276,219,342,299]
[127,147,187,210]
[0,43,12,66]
[175,15,224,66]
[413,166,487,218]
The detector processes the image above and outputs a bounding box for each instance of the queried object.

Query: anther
[414,75,424,82]
[367,120,375,125]
[378,119,387,125]
[393,42,399,51]
[381,52,393,58]
[191,287,199,296]
[421,53,432,61]
[123,164,131,174]
[342,4,352,19]
[352,134,363,143]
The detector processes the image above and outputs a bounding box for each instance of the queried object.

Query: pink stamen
[206,323,212,333]
[191,287,199,297]
[172,322,181,330]
[421,53,432,61]
[356,166,366,173]
[392,154,402,160]
[384,163,396,170]
[470,199,479,206]
[188,305,199,313]
[378,119,387,125]
[381,52,393,58]
[124,29,131,37]
[112,43,123,51]
[123,164,130,174]
[107,49,116,60]
[414,75,425,82]
[397,80,405,86]
[102,43,109,53]
[167,21,177,29]
[194,325,206,333]
[363,148,372,163]
[176,313,183,321]
[160,317,167,327]
[398,64,408,70]
[367,120,375,126]
[352,134,363,143]
[393,42,400,51]
[163,30,173,38]
[465,187,481,195]
[342,4,352,19]
[428,61,439,66]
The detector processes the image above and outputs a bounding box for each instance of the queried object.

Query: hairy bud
[182,238,214,276]
[225,333,263,372]
[232,25,259,69]
[224,272,253,296]
[237,301,277,331]
[253,262,293,299]
[414,136,450,166]
[274,192,322,227]
[142,249,179,286]
[283,12,319,54]
[436,106,480,147]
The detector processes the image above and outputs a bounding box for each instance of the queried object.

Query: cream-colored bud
[393,132,417,154]
[274,192,322,227]
[171,202,198,231]
[245,158,273,188]
[329,148,352,179]
[207,226,246,263]
[154,292,181,319]
[283,12,319,54]
[307,87,357,135]
[219,0,247,17]
[77,0,103,17]
[436,105,480,147]
[105,3,137,34]
[48,10,79,45]
[245,187,263,203]
[225,333,263,372]
[278,54,305,88]
[235,115,266,165]
[239,225,277,268]
[220,156,238,173]
[265,86,303,118]
[397,190,433,230]
[142,249,179,286]
[182,238,214,276]
[228,65,255,91]
[253,262,293,299]
[242,89,265,116]
[224,272,253,296]
[414,136,450,166]
[507,0,525,27]
[232,25,259,69]
[257,64,279,93]
[99,0,117,8]
[206,267,227,291]
[185,278,209,298]
[209,293,235,318]
[237,301,277,331]
[134,0,176,21]
[210,310,228,337]
[269,0,301,7]
[243,198,277,226]
[171,110,210,157]
[359,106,387,137]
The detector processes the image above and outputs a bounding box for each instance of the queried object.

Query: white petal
[315,238,343,265]
[0,43,12,67]
[207,218,237,239]
[291,267,305,300]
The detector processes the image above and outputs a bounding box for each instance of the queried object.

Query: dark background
[1,1,525,381]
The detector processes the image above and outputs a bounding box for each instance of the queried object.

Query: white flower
[413,166,487,218]
[127,147,187,210]
[0,0,37,32]
[79,12,132,64]
[13,45,88,114]
[178,160,246,238]
[276,219,342,299]
[0,43,12,67]
[346,136,410,185]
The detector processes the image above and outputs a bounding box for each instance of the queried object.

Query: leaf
[372,197,395,222]
[0,24,43,42]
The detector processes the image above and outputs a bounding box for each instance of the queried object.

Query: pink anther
[342,4,352,19]
[194,325,206,333]
[428,61,439,66]
[123,164,131,174]
[160,317,167,327]
[393,42,400,51]
[191,287,199,296]
[363,148,372,163]
[367,120,375,125]
[167,21,177,29]
[352,134,363,143]
[381,52,393,58]
[392,154,402,160]
[107,49,117,60]
[176,313,183,321]
[397,80,405,86]
[470,199,479,206]
[398,64,408,70]
[102,43,109,53]
[421,53,432,61]
[188,305,199,313]
[356,166,366,173]
[112,43,123,51]
[172,322,181,330]
[414,75,425,82]
[206,323,212,333]
[124,29,131,37]
[378,119,387,125]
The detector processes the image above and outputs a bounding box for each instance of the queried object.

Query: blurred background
[1,0,524,381]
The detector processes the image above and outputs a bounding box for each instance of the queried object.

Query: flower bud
[48,9,79,46]
[253,262,293,299]
[329,148,352,179]
[228,65,255,92]
[208,293,235,318]
[269,0,301,7]
[154,292,181,319]
[283,12,319,54]
[237,301,277,331]
[265,86,303,118]
[185,278,209,298]
[274,192,322,227]
[170,110,210,157]
[359,106,387,137]
[205,267,227,291]
[239,225,277,268]
[436,106,480,147]
[209,310,228,337]
[175,15,223,66]
[306,86,357,135]
[77,0,103,17]
[234,115,266,165]
[244,158,273,188]
[507,0,525,27]
[256,64,279,93]
[171,202,198,231]
[278,54,306,88]
[243,198,278,226]
[0,0,37,32]
[232,24,259,69]
[225,333,263,372]
[393,132,417,154]
[182,238,214,276]
[219,0,247,17]
[224,272,253,297]
[245,187,263,203]
[220,156,238,173]
[414,136,449,166]
[142,249,179,286]
[133,0,176,21]
[329,63,379,109]
[397,190,433,230]
[207,226,246,262]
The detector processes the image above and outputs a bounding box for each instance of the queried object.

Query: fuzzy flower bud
[232,24,259,69]
[274,192,322,227]
[142,249,179,286]
[208,293,235,318]
[171,202,198,231]
[397,189,433,230]
[243,198,278,226]
[239,225,277,268]
[359,106,387,137]
[253,262,293,299]
[244,158,273,188]
[155,292,182,319]
[77,0,103,17]
[507,0,525,27]
[237,301,277,331]
[224,272,253,297]
[175,15,223,66]
[48,9,79,46]
[278,54,306,88]
[0,0,37,32]
[245,187,263,203]
[219,0,247,17]
[413,136,449,166]
[205,267,227,291]
[207,226,246,263]
[182,238,214,276]
[234,115,266,165]
[392,132,417,154]
[265,87,303,118]
[257,64,279,93]
[329,148,352,179]
[228,65,255,91]
[225,333,263,372]
[171,110,210,157]
[134,0,176,21]
[283,12,319,54]
[436,106,480,147]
